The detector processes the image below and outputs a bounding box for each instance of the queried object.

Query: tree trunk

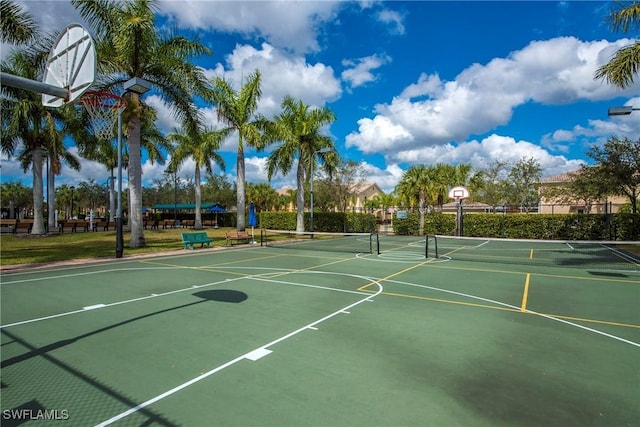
[31,146,46,235]
[48,167,56,230]
[296,159,305,233]
[236,134,246,231]
[195,167,202,229]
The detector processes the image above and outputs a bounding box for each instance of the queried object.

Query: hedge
[392,212,639,241]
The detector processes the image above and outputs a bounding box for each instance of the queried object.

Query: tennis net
[260,229,374,254]
[430,235,640,272]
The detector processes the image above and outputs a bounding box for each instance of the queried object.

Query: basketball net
[80,91,127,141]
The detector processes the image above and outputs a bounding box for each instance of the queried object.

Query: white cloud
[208,43,342,118]
[541,96,640,150]
[158,0,342,53]
[347,36,640,160]
[341,53,392,89]
[392,134,585,179]
[377,9,405,35]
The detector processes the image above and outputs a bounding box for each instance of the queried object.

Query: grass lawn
[0,227,244,267]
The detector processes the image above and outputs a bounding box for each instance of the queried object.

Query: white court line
[0,268,380,329]
[383,277,640,348]
[94,279,384,427]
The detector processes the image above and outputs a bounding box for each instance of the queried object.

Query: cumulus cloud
[391,134,585,179]
[341,53,392,89]
[207,43,342,118]
[158,0,342,53]
[346,36,640,161]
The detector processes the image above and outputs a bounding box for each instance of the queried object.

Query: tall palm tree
[265,96,337,232]
[73,0,211,248]
[210,69,265,231]
[594,2,640,88]
[167,126,227,229]
[396,165,435,235]
[0,0,38,44]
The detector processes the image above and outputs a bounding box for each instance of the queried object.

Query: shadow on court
[1,290,247,369]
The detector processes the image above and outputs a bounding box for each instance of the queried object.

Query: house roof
[350,182,384,195]
[540,171,578,183]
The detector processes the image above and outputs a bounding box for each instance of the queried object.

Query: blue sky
[1,0,639,194]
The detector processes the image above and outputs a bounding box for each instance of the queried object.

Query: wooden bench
[182,219,195,228]
[182,232,213,250]
[203,219,218,228]
[0,218,17,233]
[162,219,177,229]
[58,220,89,233]
[15,219,33,233]
[225,231,251,246]
[95,221,115,231]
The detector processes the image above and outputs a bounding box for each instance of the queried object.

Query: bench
[15,219,33,233]
[182,232,213,250]
[203,219,218,228]
[225,231,251,246]
[0,219,17,233]
[95,221,115,231]
[58,220,89,233]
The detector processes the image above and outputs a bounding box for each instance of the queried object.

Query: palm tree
[396,165,435,235]
[265,96,336,232]
[167,126,227,229]
[210,69,265,231]
[594,2,640,88]
[1,0,38,44]
[73,0,211,248]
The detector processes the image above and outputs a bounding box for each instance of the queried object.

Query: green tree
[505,157,542,212]
[265,96,337,232]
[167,126,227,229]
[0,0,38,44]
[396,165,435,235]
[585,136,640,214]
[476,161,510,211]
[73,0,211,247]
[331,160,367,214]
[246,182,279,213]
[209,69,265,231]
[0,181,31,219]
[202,173,236,209]
[594,1,640,88]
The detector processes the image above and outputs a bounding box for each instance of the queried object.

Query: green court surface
[1,235,639,426]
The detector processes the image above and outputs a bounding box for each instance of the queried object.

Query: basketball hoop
[80,91,126,141]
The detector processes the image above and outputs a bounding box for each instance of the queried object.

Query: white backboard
[42,23,96,107]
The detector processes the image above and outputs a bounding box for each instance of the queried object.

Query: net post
[434,235,439,258]
[425,235,429,258]
[376,233,380,255]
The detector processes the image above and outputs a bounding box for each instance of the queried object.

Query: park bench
[58,219,89,233]
[15,219,33,233]
[225,231,251,246]
[95,220,115,231]
[0,218,17,233]
[162,219,177,229]
[182,232,213,250]
[203,219,218,228]
[182,219,195,228]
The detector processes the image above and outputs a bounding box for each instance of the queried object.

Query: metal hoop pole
[116,107,124,258]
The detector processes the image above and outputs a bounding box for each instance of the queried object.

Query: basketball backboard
[42,23,96,107]
[448,186,470,200]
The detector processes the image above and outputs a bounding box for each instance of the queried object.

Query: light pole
[310,147,332,235]
[116,77,152,258]
[608,106,639,116]
[70,186,75,219]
